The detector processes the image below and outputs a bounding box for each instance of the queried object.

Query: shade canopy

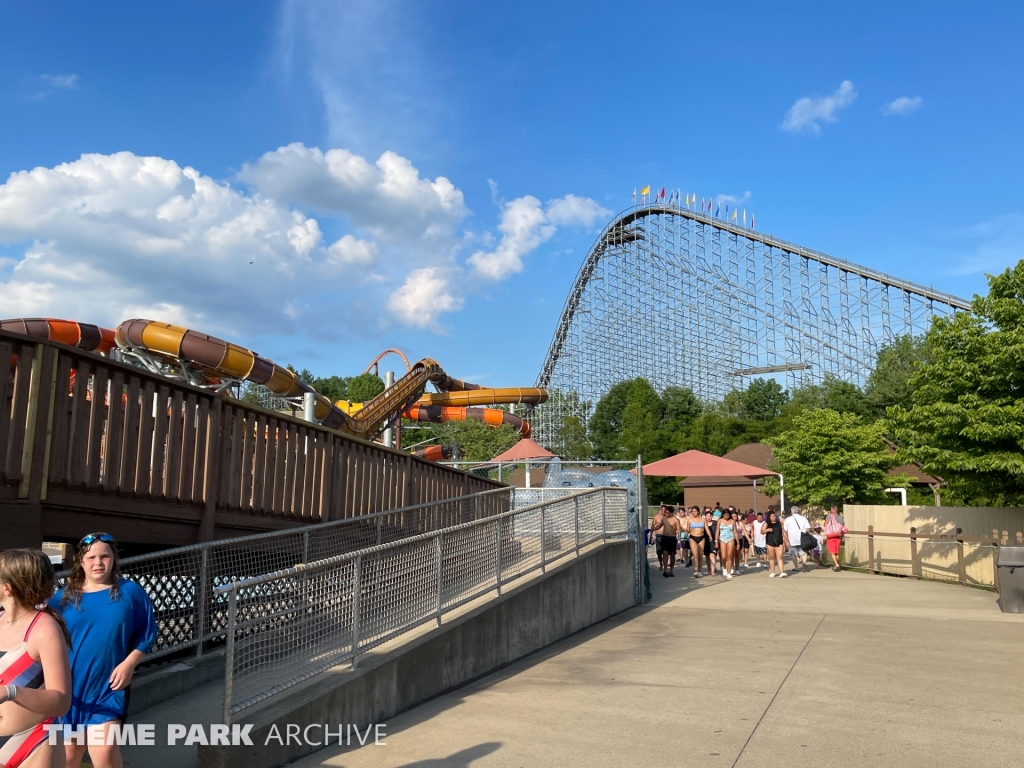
[491,438,557,463]
[642,449,778,479]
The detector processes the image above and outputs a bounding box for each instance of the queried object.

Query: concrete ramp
[196,539,636,768]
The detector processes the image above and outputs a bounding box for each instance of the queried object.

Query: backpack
[799,531,817,552]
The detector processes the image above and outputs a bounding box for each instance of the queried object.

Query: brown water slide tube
[404,404,533,438]
[0,318,116,355]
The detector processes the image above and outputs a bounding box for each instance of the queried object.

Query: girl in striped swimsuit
[0,549,71,768]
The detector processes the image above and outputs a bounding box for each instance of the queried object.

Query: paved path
[288,558,1024,768]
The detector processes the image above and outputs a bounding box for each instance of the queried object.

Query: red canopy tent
[491,438,556,488]
[641,449,782,511]
[491,438,556,463]
[641,449,778,478]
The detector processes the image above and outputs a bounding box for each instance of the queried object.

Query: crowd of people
[649,502,847,579]
[0,533,156,768]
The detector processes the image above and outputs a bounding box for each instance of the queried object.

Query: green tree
[889,262,1024,505]
[619,379,665,460]
[683,410,769,456]
[740,377,790,421]
[540,390,592,459]
[782,375,871,422]
[588,380,636,459]
[762,409,906,506]
[311,375,349,402]
[347,372,385,402]
[660,386,702,433]
[865,334,929,415]
[433,418,520,462]
[559,414,591,460]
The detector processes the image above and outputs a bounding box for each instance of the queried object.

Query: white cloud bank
[468,194,609,280]
[883,96,923,116]
[0,147,605,336]
[782,80,857,134]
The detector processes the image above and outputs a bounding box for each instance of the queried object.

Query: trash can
[996,546,1024,614]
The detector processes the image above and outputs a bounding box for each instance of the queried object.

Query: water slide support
[382,371,395,448]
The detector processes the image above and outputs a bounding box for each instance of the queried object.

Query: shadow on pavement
[397,742,501,767]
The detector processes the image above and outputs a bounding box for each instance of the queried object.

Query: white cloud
[883,96,923,116]
[387,267,462,330]
[327,234,377,265]
[468,194,609,280]
[0,152,340,335]
[782,80,857,134]
[40,74,79,89]
[276,0,435,155]
[0,147,606,338]
[713,191,752,209]
[237,143,466,242]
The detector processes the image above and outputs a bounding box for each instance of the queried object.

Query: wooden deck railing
[1,329,501,545]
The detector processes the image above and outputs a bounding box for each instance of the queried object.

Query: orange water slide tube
[414,444,452,462]
[0,318,116,354]
[404,404,532,438]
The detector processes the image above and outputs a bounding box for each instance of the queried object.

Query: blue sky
[0,1,1021,386]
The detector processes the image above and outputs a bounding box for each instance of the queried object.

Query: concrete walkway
[287,558,1024,768]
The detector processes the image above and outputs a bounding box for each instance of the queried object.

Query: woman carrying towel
[52,534,157,768]
[0,548,71,768]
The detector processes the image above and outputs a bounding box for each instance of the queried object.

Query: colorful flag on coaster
[632,188,636,203]
[743,210,747,225]
[751,214,755,229]
[715,205,720,217]
[660,186,666,199]
[641,185,650,199]
[732,209,738,221]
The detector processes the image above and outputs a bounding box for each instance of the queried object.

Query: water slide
[1,317,547,448]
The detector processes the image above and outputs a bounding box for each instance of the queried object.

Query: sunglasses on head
[79,533,115,547]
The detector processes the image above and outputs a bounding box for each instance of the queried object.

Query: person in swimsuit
[762,511,787,577]
[651,505,669,572]
[651,507,682,577]
[716,509,738,579]
[740,511,754,568]
[704,510,719,577]
[53,533,157,768]
[0,549,71,768]
[686,507,707,577]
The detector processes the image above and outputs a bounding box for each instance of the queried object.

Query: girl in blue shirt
[51,533,157,768]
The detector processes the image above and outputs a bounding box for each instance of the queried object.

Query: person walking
[783,506,812,574]
[751,512,767,568]
[716,509,738,579]
[686,507,709,578]
[822,505,847,572]
[651,507,682,577]
[53,533,157,768]
[0,549,71,768]
[704,510,719,577]
[651,505,669,573]
[762,511,786,577]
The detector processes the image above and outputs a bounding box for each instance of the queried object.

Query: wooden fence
[1,329,501,547]
[841,505,1024,589]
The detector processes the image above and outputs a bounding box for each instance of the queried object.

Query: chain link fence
[220,487,629,722]
[57,487,515,661]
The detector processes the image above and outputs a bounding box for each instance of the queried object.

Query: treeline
[578,260,1024,508]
